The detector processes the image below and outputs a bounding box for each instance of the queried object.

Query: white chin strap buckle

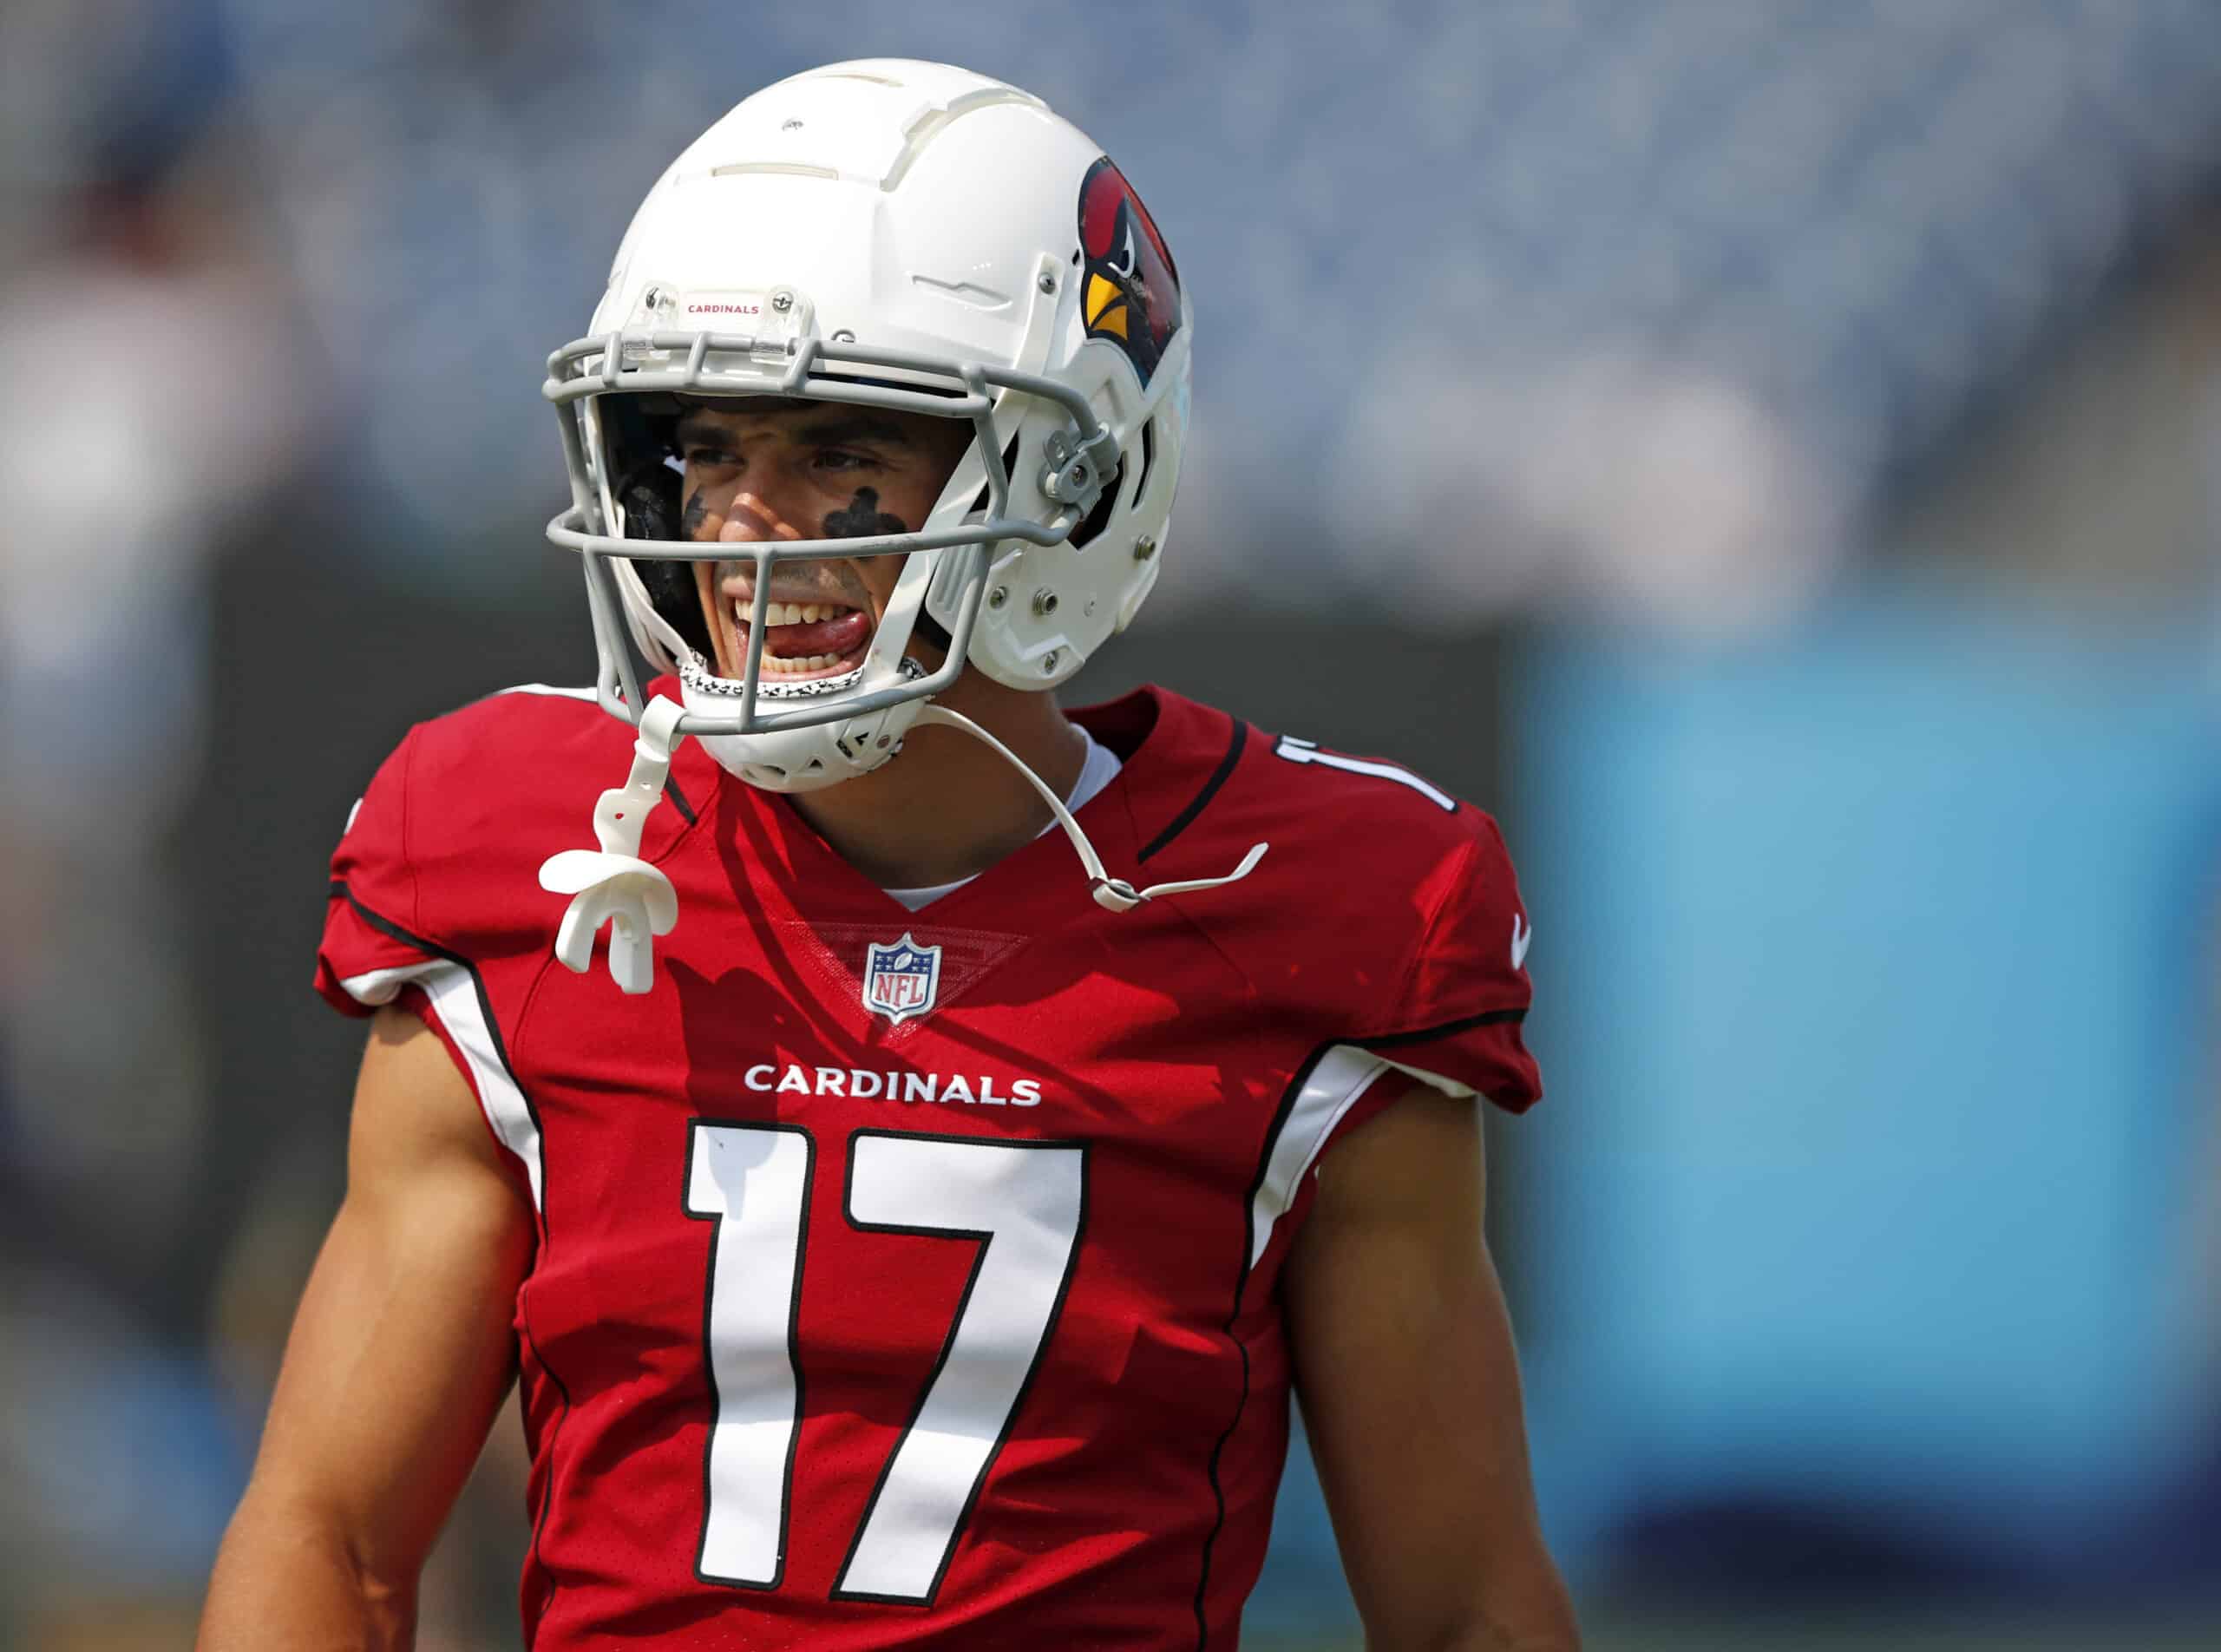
[1091,877,1146,913]
[538,698,685,994]
[1086,842,1268,912]
[911,705,1268,914]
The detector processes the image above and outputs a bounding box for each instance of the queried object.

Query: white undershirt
[881,726,1124,910]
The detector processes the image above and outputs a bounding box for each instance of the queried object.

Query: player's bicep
[243,1006,533,1581]
[1285,1088,1576,1649]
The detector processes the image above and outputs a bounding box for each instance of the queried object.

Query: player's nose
[717,490,805,547]
[715,494,809,604]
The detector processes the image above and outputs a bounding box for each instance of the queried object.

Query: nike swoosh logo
[1510,914,1532,971]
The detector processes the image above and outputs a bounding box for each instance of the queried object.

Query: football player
[199,60,1579,1652]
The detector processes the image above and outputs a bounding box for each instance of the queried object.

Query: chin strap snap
[538,696,686,994]
[911,705,1268,914]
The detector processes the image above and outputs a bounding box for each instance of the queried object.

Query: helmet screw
[1041,650,1061,674]
[1134,534,1157,560]
[1066,462,1090,488]
[988,585,1008,609]
[831,328,855,344]
[1033,589,1059,616]
[771,292,793,313]
[1038,272,1056,294]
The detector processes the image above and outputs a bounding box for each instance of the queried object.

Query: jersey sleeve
[314,724,444,1016]
[309,718,548,1208]
[1242,810,1544,1275]
[1366,812,1542,1113]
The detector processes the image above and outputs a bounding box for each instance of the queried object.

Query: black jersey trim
[515,1300,573,1621]
[1189,1012,1525,1643]
[329,880,569,1617]
[1191,1039,1322,1648]
[1357,1006,1527,1050]
[1137,718,1248,864]
[331,884,530,1079]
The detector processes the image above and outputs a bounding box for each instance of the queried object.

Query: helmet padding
[613,452,714,664]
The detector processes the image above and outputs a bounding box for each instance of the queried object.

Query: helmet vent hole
[1067,457,1125,550]
[1133,417,1156,506]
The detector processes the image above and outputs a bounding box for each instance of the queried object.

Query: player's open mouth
[734,600,872,680]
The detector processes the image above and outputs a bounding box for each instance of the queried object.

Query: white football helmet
[544,57,1193,792]
[536,61,1264,995]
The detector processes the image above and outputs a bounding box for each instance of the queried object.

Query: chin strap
[911,705,1268,913]
[538,696,685,994]
[538,696,1271,993]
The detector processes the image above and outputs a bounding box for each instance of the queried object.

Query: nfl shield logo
[862,934,942,1025]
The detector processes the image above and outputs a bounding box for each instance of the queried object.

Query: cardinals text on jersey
[315,680,1540,1650]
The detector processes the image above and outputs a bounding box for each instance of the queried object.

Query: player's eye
[683,444,740,469]
[815,449,877,472]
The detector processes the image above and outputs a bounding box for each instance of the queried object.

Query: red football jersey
[315,680,1540,1649]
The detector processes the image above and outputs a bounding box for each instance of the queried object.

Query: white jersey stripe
[1248,1045,1474,1270]
[340,961,545,1211]
[1272,737,1458,812]
[1248,1045,1388,1270]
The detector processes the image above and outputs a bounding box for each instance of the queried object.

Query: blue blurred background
[3,1,2220,1647]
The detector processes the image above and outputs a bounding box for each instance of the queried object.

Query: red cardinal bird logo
[1078,156,1181,387]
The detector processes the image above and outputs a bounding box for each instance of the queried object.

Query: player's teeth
[753,647,860,675]
[734,600,861,630]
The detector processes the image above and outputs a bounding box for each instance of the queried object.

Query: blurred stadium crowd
[3,2,2221,1647]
